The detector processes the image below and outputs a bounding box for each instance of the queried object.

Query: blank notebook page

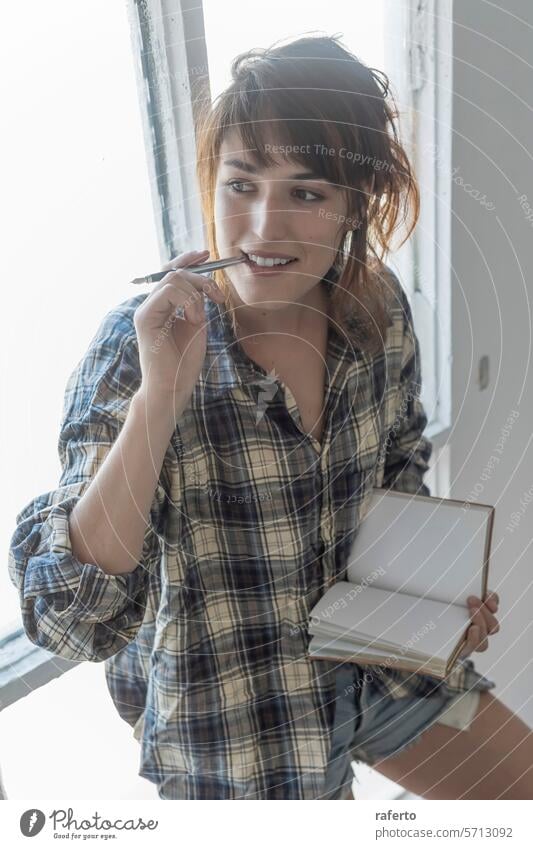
[346,490,490,606]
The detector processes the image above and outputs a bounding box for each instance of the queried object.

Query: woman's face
[214,128,351,312]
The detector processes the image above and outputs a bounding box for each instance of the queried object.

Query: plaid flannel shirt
[9,266,492,799]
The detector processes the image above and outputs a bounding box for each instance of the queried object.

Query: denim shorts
[321,660,496,800]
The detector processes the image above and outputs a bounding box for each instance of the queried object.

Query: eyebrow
[222,157,332,183]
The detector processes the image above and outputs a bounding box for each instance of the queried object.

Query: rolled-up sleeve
[381,285,433,497]
[8,303,165,662]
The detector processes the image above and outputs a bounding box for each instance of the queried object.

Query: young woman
[9,35,531,801]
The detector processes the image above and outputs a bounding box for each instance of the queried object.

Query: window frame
[407,0,453,451]
[380,0,453,459]
[125,0,210,260]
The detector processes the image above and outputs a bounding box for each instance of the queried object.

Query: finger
[467,593,498,613]
[146,274,204,323]
[459,626,477,659]
[161,249,209,273]
[468,596,493,622]
[469,606,488,643]
[147,273,219,323]
[467,595,481,606]
[476,591,499,610]
[469,596,499,629]
[470,612,490,650]
[475,625,489,651]
[152,267,225,306]
[138,281,204,326]
[485,591,499,610]
[170,268,226,307]
[468,624,480,650]
[479,608,500,634]
[199,276,227,302]
[467,624,488,653]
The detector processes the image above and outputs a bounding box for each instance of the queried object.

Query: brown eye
[293,188,324,202]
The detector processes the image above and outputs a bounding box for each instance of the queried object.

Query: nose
[249,187,294,249]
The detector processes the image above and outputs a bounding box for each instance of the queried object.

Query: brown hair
[195,33,419,355]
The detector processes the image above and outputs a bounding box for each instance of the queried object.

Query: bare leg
[369,691,533,799]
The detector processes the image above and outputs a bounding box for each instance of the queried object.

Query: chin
[230,281,290,305]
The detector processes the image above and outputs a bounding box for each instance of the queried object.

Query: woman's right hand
[133,249,226,415]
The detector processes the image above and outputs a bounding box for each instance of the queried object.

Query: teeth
[247,253,295,267]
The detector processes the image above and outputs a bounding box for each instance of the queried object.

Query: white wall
[449,0,533,721]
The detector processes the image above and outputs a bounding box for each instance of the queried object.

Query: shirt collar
[203,271,370,394]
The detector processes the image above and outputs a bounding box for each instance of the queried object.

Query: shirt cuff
[23,500,148,623]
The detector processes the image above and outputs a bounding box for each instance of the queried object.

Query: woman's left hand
[459,590,500,658]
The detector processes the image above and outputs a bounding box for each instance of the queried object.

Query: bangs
[220,88,352,187]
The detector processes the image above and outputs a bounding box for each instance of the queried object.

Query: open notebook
[308,488,495,678]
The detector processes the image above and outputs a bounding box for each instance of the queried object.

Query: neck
[232,281,329,340]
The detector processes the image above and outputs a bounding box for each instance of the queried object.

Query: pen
[130,254,247,285]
